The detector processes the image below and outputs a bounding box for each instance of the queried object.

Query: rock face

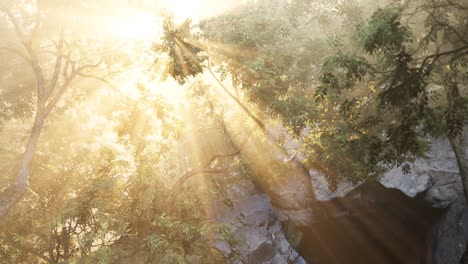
[302,134,468,263]
[235,132,316,227]
[305,135,467,207]
[270,119,466,207]
[381,136,466,207]
[175,127,307,263]
[426,199,468,264]
[212,173,306,264]
[300,182,445,264]
[178,121,466,263]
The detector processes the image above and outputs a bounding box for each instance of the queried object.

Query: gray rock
[309,170,357,201]
[427,199,468,264]
[248,243,278,264]
[267,255,289,264]
[294,256,308,264]
[242,210,271,227]
[380,136,466,207]
[213,179,304,264]
[381,168,432,198]
[308,134,467,207]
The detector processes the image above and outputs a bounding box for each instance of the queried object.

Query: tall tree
[0,1,108,219]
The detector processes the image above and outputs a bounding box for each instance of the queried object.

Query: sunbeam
[0,0,461,263]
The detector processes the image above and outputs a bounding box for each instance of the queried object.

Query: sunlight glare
[162,0,204,21]
[161,0,243,22]
[113,14,159,39]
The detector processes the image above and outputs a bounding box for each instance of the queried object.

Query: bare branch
[166,131,252,208]
[77,72,116,90]
[77,72,130,101]
[284,150,299,162]
[0,6,27,42]
[44,59,103,115]
[75,58,103,73]
[166,167,230,208]
[419,45,468,72]
[0,5,46,100]
[30,0,42,41]
[45,33,65,99]
[423,9,468,45]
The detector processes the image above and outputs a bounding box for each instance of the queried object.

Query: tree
[314,0,468,199]
[159,0,467,202]
[155,12,320,225]
[0,1,128,219]
[159,0,380,192]
[0,87,226,263]
[0,3,236,262]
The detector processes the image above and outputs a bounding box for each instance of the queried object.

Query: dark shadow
[298,182,445,264]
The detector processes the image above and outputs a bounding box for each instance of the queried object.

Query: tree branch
[207,59,265,130]
[77,72,116,90]
[166,131,252,206]
[45,34,65,99]
[419,45,468,72]
[0,5,46,101]
[44,59,103,115]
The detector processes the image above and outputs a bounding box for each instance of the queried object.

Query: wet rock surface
[299,182,445,264]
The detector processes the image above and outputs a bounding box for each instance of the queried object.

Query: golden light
[112,14,159,39]
[162,0,205,21]
[161,0,242,22]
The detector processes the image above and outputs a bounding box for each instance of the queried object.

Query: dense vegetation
[0,0,466,263]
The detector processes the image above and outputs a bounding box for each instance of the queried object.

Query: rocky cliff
[177,122,467,263]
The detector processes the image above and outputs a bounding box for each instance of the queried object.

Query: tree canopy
[0,0,467,263]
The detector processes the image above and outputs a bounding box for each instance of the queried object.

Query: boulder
[426,199,468,264]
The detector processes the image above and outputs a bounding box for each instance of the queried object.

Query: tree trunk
[0,111,46,219]
[445,73,468,204]
[448,131,468,204]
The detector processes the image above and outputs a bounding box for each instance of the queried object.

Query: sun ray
[185,38,258,61]
[174,43,192,80]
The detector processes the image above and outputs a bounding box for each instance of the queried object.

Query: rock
[309,170,357,201]
[381,169,432,198]
[176,125,307,263]
[308,135,467,207]
[426,199,468,264]
[212,176,304,263]
[380,136,466,207]
[248,243,277,263]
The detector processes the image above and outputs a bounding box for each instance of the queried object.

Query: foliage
[154,18,206,85]
[309,0,468,189]
[0,2,232,263]
[190,0,467,191]
[1,0,468,262]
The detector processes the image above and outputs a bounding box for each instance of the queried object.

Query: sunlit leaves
[155,18,206,85]
[310,0,468,190]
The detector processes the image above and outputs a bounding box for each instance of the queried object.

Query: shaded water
[299,182,444,264]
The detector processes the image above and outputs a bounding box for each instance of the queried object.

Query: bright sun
[113,14,159,39]
[162,0,206,21]
[99,0,241,105]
